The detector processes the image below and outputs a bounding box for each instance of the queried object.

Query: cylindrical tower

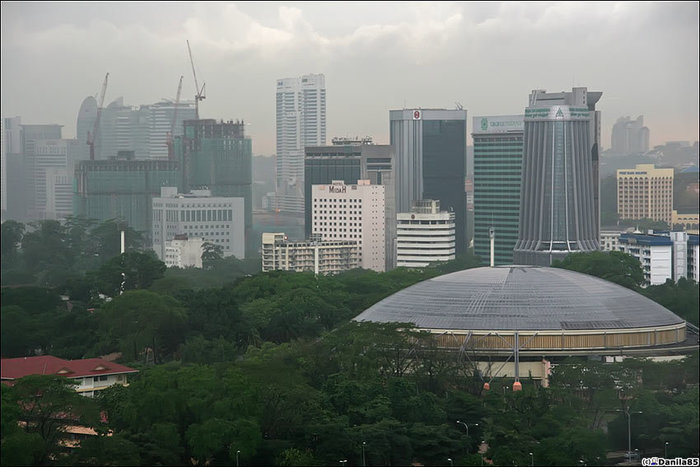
[513,88,601,266]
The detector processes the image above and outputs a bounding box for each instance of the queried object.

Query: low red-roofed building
[1,355,138,397]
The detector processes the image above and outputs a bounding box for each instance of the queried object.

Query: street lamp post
[617,408,642,462]
[665,441,669,458]
[448,458,453,467]
[339,460,347,466]
[456,420,479,438]
[362,441,366,467]
[236,450,240,467]
[529,452,534,466]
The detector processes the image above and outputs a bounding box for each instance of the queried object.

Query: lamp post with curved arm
[456,420,479,439]
[616,408,642,463]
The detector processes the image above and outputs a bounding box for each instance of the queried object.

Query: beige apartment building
[617,164,674,225]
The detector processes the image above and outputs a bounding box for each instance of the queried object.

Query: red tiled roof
[1,356,138,380]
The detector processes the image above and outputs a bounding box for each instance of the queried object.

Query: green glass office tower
[472,115,523,265]
[74,154,181,239]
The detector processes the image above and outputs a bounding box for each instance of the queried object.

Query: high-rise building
[75,95,196,161]
[13,124,64,221]
[76,97,98,162]
[179,119,252,252]
[513,88,601,266]
[311,180,385,272]
[151,187,245,260]
[144,100,197,159]
[30,139,80,220]
[611,116,649,154]
[74,155,181,239]
[4,116,23,220]
[389,109,467,255]
[472,115,524,265]
[396,199,455,268]
[275,74,326,215]
[261,232,359,275]
[617,164,674,226]
[304,137,396,269]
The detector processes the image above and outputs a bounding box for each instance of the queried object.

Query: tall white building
[311,180,385,272]
[275,74,326,214]
[396,200,456,268]
[151,187,245,261]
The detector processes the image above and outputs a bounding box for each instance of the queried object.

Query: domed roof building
[354,266,690,358]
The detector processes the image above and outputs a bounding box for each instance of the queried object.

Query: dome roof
[354,266,684,331]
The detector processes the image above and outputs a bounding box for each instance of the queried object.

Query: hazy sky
[2,1,698,155]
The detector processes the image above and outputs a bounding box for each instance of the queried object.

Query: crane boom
[88,72,109,160]
[187,40,206,118]
[166,75,184,160]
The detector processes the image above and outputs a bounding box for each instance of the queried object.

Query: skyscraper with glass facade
[472,115,523,265]
[513,88,601,266]
[389,109,467,255]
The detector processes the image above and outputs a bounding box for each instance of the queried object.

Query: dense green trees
[552,250,645,289]
[2,239,698,465]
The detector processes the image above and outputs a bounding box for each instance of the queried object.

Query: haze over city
[1,1,698,155]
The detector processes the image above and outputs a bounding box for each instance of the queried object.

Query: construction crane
[187,40,206,119]
[166,75,184,160]
[87,73,109,160]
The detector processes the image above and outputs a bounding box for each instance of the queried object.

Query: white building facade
[275,74,326,215]
[311,180,385,272]
[396,200,456,268]
[261,232,359,275]
[152,187,245,261]
[164,236,205,268]
[617,231,699,285]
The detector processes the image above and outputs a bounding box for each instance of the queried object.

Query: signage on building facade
[473,116,523,134]
[413,110,422,120]
[328,184,347,193]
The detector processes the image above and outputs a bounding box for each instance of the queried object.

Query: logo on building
[481,118,488,131]
[555,107,565,119]
[413,110,421,120]
[328,185,347,193]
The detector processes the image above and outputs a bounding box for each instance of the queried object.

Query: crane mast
[87,72,109,160]
[187,40,206,119]
[166,75,184,160]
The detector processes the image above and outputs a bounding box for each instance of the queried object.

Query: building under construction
[177,119,252,252]
[73,152,181,240]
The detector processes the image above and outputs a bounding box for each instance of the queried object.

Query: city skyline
[1,2,698,155]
